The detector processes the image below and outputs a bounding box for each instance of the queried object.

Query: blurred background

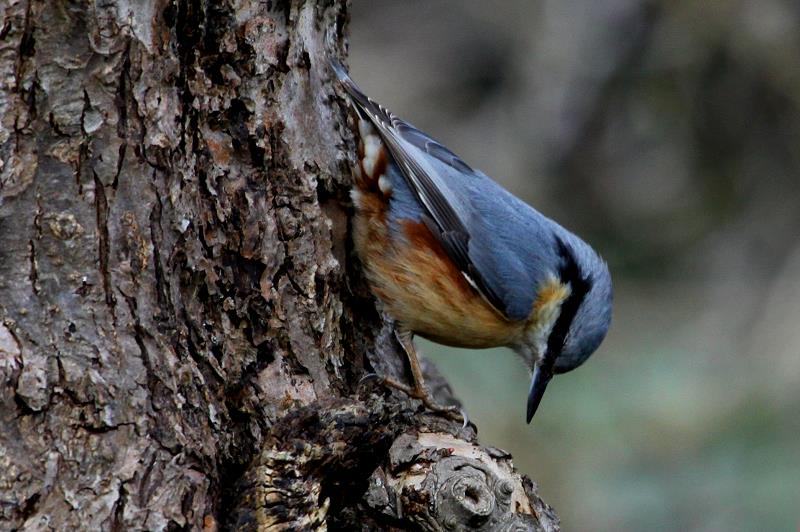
[349,1,800,530]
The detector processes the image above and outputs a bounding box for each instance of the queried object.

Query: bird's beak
[527,364,553,424]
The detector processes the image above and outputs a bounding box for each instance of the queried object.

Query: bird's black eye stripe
[542,238,593,371]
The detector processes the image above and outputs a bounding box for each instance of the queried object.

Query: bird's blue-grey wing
[332,59,552,321]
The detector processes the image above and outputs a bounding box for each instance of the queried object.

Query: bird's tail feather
[328,57,350,84]
[328,57,394,128]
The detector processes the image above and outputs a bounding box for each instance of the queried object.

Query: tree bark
[0,1,558,530]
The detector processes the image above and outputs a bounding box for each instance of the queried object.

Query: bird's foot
[360,373,468,427]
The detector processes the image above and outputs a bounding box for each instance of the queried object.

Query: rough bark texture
[0,1,558,530]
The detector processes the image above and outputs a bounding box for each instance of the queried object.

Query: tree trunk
[0,1,558,530]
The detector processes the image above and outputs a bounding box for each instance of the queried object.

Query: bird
[330,58,612,424]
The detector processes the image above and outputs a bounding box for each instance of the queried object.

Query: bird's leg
[373,329,464,422]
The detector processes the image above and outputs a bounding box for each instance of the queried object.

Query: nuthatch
[331,59,612,424]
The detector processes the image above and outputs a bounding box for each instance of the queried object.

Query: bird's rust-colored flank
[352,168,525,348]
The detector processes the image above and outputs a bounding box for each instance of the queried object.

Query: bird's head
[517,235,612,423]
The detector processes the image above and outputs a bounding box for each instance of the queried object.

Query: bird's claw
[361,372,469,426]
[358,372,384,386]
[459,408,470,429]
[420,396,469,426]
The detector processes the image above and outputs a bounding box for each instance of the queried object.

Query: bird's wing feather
[332,59,545,320]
